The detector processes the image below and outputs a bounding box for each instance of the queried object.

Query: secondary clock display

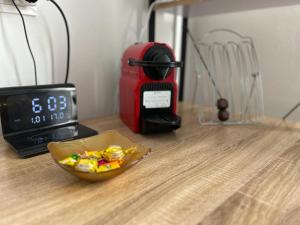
[7,91,74,131]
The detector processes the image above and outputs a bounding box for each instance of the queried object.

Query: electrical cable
[282,103,300,120]
[12,0,38,85]
[47,0,70,84]
[138,0,173,43]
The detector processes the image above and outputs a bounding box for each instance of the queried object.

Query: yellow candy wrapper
[97,161,120,173]
[59,154,79,166]
[124,147,137,155]
[75,159,98,173]
[105,145,122,152]
[102,145,126,161]
[103,149,125,162]
[84,151,103,159]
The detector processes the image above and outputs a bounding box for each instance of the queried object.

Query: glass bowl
[48,130,151,182]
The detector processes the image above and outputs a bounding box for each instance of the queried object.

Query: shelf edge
[154,0,205,11]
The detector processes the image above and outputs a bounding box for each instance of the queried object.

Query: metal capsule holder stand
[189,29,264,125]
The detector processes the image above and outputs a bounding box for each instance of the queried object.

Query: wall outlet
[0,0,38,16]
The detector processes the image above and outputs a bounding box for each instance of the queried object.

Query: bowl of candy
[48,130,151,182]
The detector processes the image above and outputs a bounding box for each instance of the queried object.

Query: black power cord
[47,0,70,84]
[283,103,300,120]
[12,0,38,85]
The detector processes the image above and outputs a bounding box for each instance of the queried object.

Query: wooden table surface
[1,104,300,225]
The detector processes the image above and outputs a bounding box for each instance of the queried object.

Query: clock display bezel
[0,84,78,137]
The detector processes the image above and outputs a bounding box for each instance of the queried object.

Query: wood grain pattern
[0,104,300,225]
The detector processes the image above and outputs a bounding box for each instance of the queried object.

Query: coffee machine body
[120,42,181,133]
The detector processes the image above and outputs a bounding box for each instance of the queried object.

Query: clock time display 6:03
[6,91,74,132]
[31,95,68,125]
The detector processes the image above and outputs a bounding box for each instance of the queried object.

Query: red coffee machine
[120,42,182,134]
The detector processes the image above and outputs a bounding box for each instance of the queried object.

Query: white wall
[0,0,148,121]
[185,5,300,121]
[3,1,300,122]
[156,12,176,48]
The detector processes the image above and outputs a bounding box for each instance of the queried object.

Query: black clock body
[0,84,98,158]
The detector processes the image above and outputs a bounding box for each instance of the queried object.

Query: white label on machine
[143,91,171,109]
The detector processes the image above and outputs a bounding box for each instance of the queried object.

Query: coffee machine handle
[128,58,183,68]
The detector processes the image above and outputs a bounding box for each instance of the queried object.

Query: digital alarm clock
[0,84,97,158]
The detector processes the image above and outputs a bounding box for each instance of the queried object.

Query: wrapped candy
[59,154,79,166]
[102,145,137,162]
[75,159,98,173]
[84,150,103,159]
[124,147,137,155]
[97,161,121,173]
[98,159,108,166]
[59,145,137,174]
[106,145,122,151]
[102,145,125,162]
[103,149,125,162]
